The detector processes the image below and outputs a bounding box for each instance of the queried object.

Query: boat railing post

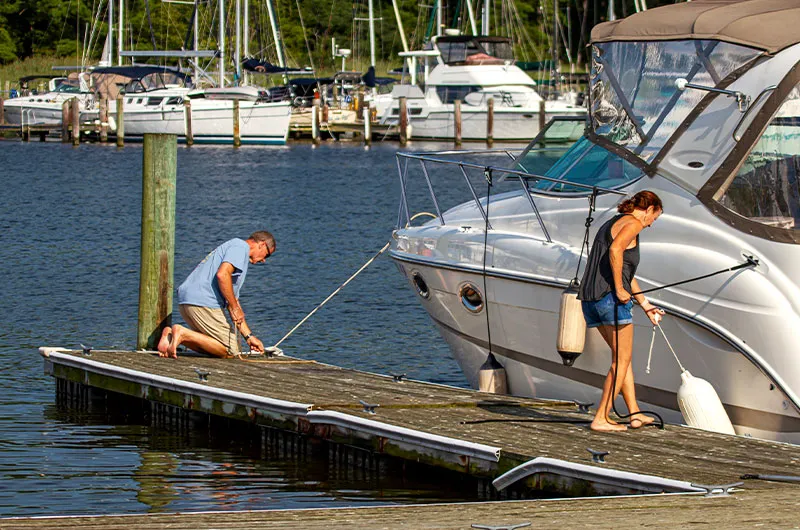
[487,97,494,147]
[184,98,194,146]
[137,133,177,351]
[61,101,70,142]
[418,159,445,225]
[539,99,546,142]
[99,97,109,143]
[396,155,411,227]
[454,99,462,147]
[71,97,80,146]
[311,100,320,145]
[364,105,371,146]
[116,94,125,147]
[399,96,408,146]
[233,99,241,147]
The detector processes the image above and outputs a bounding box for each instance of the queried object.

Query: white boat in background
[389,1,800,443]
[84,66,291,145]
[377,35,586,141]
[3,75,91,126]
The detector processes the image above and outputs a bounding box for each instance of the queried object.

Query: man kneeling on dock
[157,231,275,358]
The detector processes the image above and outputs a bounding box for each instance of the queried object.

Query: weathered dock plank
[4,487,800,529]
[41,348,800,496]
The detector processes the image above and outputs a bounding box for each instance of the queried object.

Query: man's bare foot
[590,419,628,432]
[630,413,655,429]
[157,327,173,357]
[167,325,184,359]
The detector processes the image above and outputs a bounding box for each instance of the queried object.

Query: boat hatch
[589,40,761,165]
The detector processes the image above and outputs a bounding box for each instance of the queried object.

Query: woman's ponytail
[618,190,662,214]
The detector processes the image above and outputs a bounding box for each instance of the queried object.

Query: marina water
[0,140,558,516]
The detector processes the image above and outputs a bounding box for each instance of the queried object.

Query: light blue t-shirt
[177,238,250,308]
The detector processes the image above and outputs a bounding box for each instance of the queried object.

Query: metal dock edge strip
[307,410,501,462]
[40,348,313,416]
[40,348,501,462]
[493,457,705,493]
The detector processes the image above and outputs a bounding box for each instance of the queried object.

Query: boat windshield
[54,82,80,93]
[517,136,642,193]
[715,83,800,232]
[436,37,514,65]
[590,40,761,163]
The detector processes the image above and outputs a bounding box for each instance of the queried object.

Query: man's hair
[249,230,275,249]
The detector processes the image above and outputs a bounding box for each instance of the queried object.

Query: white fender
[677,371,736,435]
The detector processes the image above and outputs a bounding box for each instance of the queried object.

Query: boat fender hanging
[677,371,736,435]
[478,352,508,394]
[557,281,586,366]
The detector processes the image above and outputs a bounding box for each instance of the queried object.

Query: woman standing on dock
[578,191,665,432]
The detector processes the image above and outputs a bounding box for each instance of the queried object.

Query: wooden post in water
[71,97,80,146]
[539,99,546,140]
[487,97,494,147]
[322,103,329,124]
[184,99,194,146]
[61,101,70,142]
[116,95,125,147]
[311,100,320,145]
[0,97,4,125]
[355,92,363,116]
[99,97,108,143]
[454,99,462,147]
[137,133,177,351]
[233,100,241,147]
[363,106,371,146]
[399,97,408,146]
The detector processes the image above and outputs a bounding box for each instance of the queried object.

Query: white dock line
[308,410,501,462]
[493,457,705,493]
[40,348,501,463]
[40,348,313,416]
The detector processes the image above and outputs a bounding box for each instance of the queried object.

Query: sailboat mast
[194,0,199,81]
[118,0,123,65]
[235,0,241,83]
[368,0,377,67]
[219,0,226,86]
[482,0,490,35]
[243,0,249,85]
[108,0,114,65]
[436,0,443,36]
[552,0,559,89]
[465,0,478,35]
[265,0,287,83]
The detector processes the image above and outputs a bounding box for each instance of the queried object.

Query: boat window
[523,136,642,193]
[436,85,482,104]
[146,97,163,106]
[478,40,514,62]
[715,84,800,231]
[438,40,482,64]
[590,40,761,163]
[166,96,182,105]
[136,98,143,104]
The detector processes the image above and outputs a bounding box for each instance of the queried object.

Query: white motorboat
[377,35,586,141]
[3,76,91,126]
[84,66,291,145]
[389,0,800,443]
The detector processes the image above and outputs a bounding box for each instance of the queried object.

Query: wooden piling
[355,92,363,116]
[311,100,320,145]
[539,99,546,138]
[61,101,70,142]
[116,95,125,147]
[364,106,371,146]
[399,97,408,146]
[454,99,462,147]
[233,100,241,148]
[137,134,177,351]
[184,99,194,146]
[99,97,108,142]
[0,97,4,125]
[487,97,494,147]
[71,97,80,146]
[322,103,329,124]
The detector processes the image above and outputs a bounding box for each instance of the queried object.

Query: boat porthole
[459,283,484,313]
[412,272,430,299]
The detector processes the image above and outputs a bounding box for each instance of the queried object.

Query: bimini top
[591,0,800,55]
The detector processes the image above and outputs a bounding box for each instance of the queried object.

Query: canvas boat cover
[591,0,800,55]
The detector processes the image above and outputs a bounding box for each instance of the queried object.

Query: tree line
[0,1,673,71]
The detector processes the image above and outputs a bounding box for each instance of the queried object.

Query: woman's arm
[631,278,665,325]
[608,219,643,304]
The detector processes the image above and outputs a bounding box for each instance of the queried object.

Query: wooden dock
[14,347,800,527]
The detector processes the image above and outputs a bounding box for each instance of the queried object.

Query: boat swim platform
[36,348,800,499]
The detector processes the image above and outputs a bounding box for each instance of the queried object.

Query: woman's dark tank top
[578,214,640,302]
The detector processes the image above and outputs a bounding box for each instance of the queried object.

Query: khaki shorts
[179,304,241,356]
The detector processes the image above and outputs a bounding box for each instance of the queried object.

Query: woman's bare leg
[597,325,654,428]
[591,323,634,432]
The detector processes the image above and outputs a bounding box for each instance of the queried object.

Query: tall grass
[0,56,81,93]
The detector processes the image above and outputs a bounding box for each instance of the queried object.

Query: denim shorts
[581,292,634,328]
